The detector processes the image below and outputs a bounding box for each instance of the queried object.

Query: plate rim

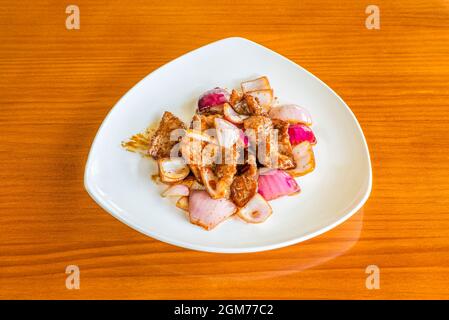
[84,36,373,253]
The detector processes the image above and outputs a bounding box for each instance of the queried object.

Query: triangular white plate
[85,37,372,253]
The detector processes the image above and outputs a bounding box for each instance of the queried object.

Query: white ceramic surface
[84,37,372,253]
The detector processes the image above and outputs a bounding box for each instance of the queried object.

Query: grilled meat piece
[231,174,257,207]
[243,115,272,136]
[190,113,223,132]
[203,145,241,199]
[233,101,250,115]
[229,89,243,107]
[243,116,276,167]
[245,94,265,115]
[189,164,203,183]
[184,114,223,182]
[230,90,252,115]
[243,116,295,169]
[214,164,237,199]
[180,131,204,182]
[234,93,271,116]
[231,155,258,207]
[148,111,186,159]
[272,119,296,170]
[248,90,274,113]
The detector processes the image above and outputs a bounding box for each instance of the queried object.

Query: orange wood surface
[1,0,449,299]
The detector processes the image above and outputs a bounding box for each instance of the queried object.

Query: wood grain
[1,0,449,299]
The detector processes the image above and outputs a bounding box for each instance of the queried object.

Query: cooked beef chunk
[232,94,265,116]
[229,89,243,107]
[191,114,222,131]
[148,111,186,159]
[272,119,296,170]
[215,164,237,199]
[245,94,264,115]
[243,115,272,136]
[243,116,275,167]
[231,156,258,207]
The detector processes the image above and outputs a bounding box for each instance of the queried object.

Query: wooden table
[1,0,448,299]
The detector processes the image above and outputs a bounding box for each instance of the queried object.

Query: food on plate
[272,119,296,170]
[288,123,317,145]
[290,141,316,177]
[241,76,271,93]
[231,156,258,207]
[162,184,190,197]
[197,88,230,114]
[223,103,248,124]
[189,190,237,230]
[237,193,272,223]
[148,111,186,159]
[258,169,301,201]
[123,76,317,230]
[268,104,312,126]
[158,157,190,182]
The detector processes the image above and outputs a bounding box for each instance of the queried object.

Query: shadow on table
[164,208,364,280]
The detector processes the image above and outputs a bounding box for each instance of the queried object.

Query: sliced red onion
[268,104,312,125]
[237,193,273,223]
[240,131,249,147]
[223,103,249,124]
[158,157,190,183]
[214,118,241,149]
[189,190,237,230]
[197,88,230,113]
[258,169,300,201]
[241,76,271,93]
[161,184,190,197]
[290,141,316,177]
[288,123,317,145]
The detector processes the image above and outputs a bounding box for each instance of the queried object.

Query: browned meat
[272,119,296,170]
[189,164,203,182]
[202,145,241,199]
[203,114,222,128]
[230,90,252,115]
[185,114,227,184]
[215,164,237,199]
[190,114,205,131]
[190,114,222,131]
[216,164,237,180]
[243,117,295,169]
[233,93,268,116]
[148,111,186,159]
[122,76,312,231]
[243,116,275,167]
[231,174,257,207]
[243,115,272,135]
[231,155,258,207]
[245,94,264,115]
[180,131,204,182]
[199,162,236,199]
[229,89,242,106]
[233,101,250,115]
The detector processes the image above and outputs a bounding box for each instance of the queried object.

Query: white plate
[84,37,372,253]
